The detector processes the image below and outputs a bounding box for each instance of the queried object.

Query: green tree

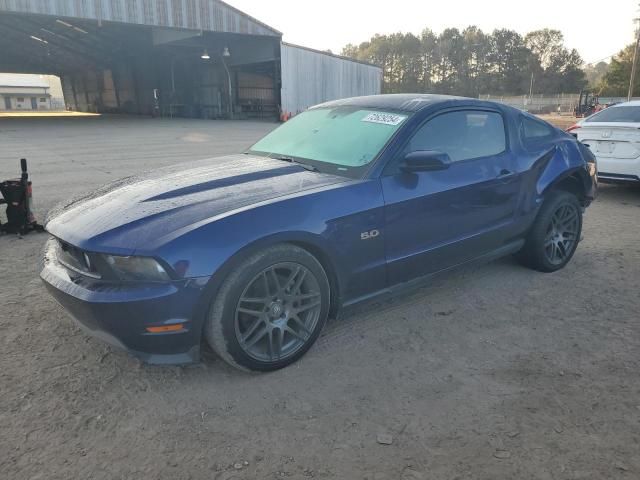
[584,61,609,89]
[599,44,636,96]
[525,29,564,69]
[340,26,586,96]
[460,26,490,96]
[435,28,464,93]
[525,29,586,93]
[419,28,438,91]
[487,29,532,94]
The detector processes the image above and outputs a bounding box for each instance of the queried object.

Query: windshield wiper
[273,156,318,172]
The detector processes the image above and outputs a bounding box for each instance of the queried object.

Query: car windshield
[586,106,640,123]
[249,106,409,177]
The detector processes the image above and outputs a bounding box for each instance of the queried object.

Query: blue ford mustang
[42,94,597,371]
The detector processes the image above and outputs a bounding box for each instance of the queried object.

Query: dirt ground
[1,116,639,480]
[0,111,99,118]
[538,115,578,131]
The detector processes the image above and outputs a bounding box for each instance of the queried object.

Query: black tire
[516,190,583,273]
[204,244,330,372]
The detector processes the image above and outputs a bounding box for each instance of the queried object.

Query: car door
[380,108,521,285]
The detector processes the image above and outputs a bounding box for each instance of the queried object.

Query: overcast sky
[231,0,636,64]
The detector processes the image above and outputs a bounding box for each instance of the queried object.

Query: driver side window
[402,110,506,163]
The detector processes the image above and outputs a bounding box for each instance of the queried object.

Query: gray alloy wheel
[234,262,322,362]
[205,244,330,372]
[516,190,583,273]
[544,203,580,266]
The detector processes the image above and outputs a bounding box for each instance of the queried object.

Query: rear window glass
[586,106,640,123]
[521,116,554,138]
[520,115,555,150]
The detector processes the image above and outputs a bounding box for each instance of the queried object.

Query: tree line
[341,27,586,96]
[592,43,638,97]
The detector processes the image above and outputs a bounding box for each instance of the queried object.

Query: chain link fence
[479,94,578,114]
[479,94,638,114]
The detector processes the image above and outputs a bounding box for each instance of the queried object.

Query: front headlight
[101,255,171,282]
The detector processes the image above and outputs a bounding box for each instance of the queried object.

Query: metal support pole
[221,55,233,117]
[628,19,640,101]
[170,57,177,119]
[171,57,176,95]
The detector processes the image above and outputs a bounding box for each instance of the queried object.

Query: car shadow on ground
[190,253,528,378]
[597,182,640,204]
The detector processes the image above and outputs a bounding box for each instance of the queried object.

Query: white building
[0,74,64,111]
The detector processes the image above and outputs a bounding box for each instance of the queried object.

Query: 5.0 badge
[361,230,380,240]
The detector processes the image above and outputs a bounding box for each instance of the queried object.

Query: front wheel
[517,191,583,273]
[204,244,330,372]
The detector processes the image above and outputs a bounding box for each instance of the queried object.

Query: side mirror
[400,150,451,173]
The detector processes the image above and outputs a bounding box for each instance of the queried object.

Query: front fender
[150,182,382,280]
[180,229,344,346]
[209,229,345,292]
[140,179,385,335]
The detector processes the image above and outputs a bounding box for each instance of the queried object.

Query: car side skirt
[338,238,525,315]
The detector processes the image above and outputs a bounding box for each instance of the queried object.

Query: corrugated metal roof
[0,0,281,37]
[0,73,50,88]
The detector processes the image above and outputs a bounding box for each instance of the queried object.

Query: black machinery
[0,159,45,235]
[574,90,600,118]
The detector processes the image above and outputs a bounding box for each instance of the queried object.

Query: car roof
[580,100,640,125]
[608,100,640,107]
[312,94,492,113]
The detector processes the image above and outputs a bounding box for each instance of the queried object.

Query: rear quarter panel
[512,123,593,235]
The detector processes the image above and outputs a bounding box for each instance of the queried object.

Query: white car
[568,101,640,183]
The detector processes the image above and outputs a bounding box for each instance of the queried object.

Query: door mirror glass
[400,150,451,173]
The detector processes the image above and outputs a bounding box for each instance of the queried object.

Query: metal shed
[280,43,383,117]
[0,1,382,119]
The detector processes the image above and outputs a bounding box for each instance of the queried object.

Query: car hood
[46,154,349,254]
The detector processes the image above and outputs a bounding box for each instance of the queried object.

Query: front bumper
[40,239,210,365]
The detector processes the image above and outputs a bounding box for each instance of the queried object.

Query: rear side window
[586,106,640,123]
[403,110,506,162]
[520,115,555,148]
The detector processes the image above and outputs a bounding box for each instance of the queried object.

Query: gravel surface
[1,116,639,480]
[538,115,578,131]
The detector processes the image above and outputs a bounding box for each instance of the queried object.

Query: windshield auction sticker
[362,112,407,126]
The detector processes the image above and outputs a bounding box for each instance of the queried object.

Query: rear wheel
[517,191,583,272]
[204,244,330,372]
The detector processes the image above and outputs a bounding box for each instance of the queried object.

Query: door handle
[497,169,515,179]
